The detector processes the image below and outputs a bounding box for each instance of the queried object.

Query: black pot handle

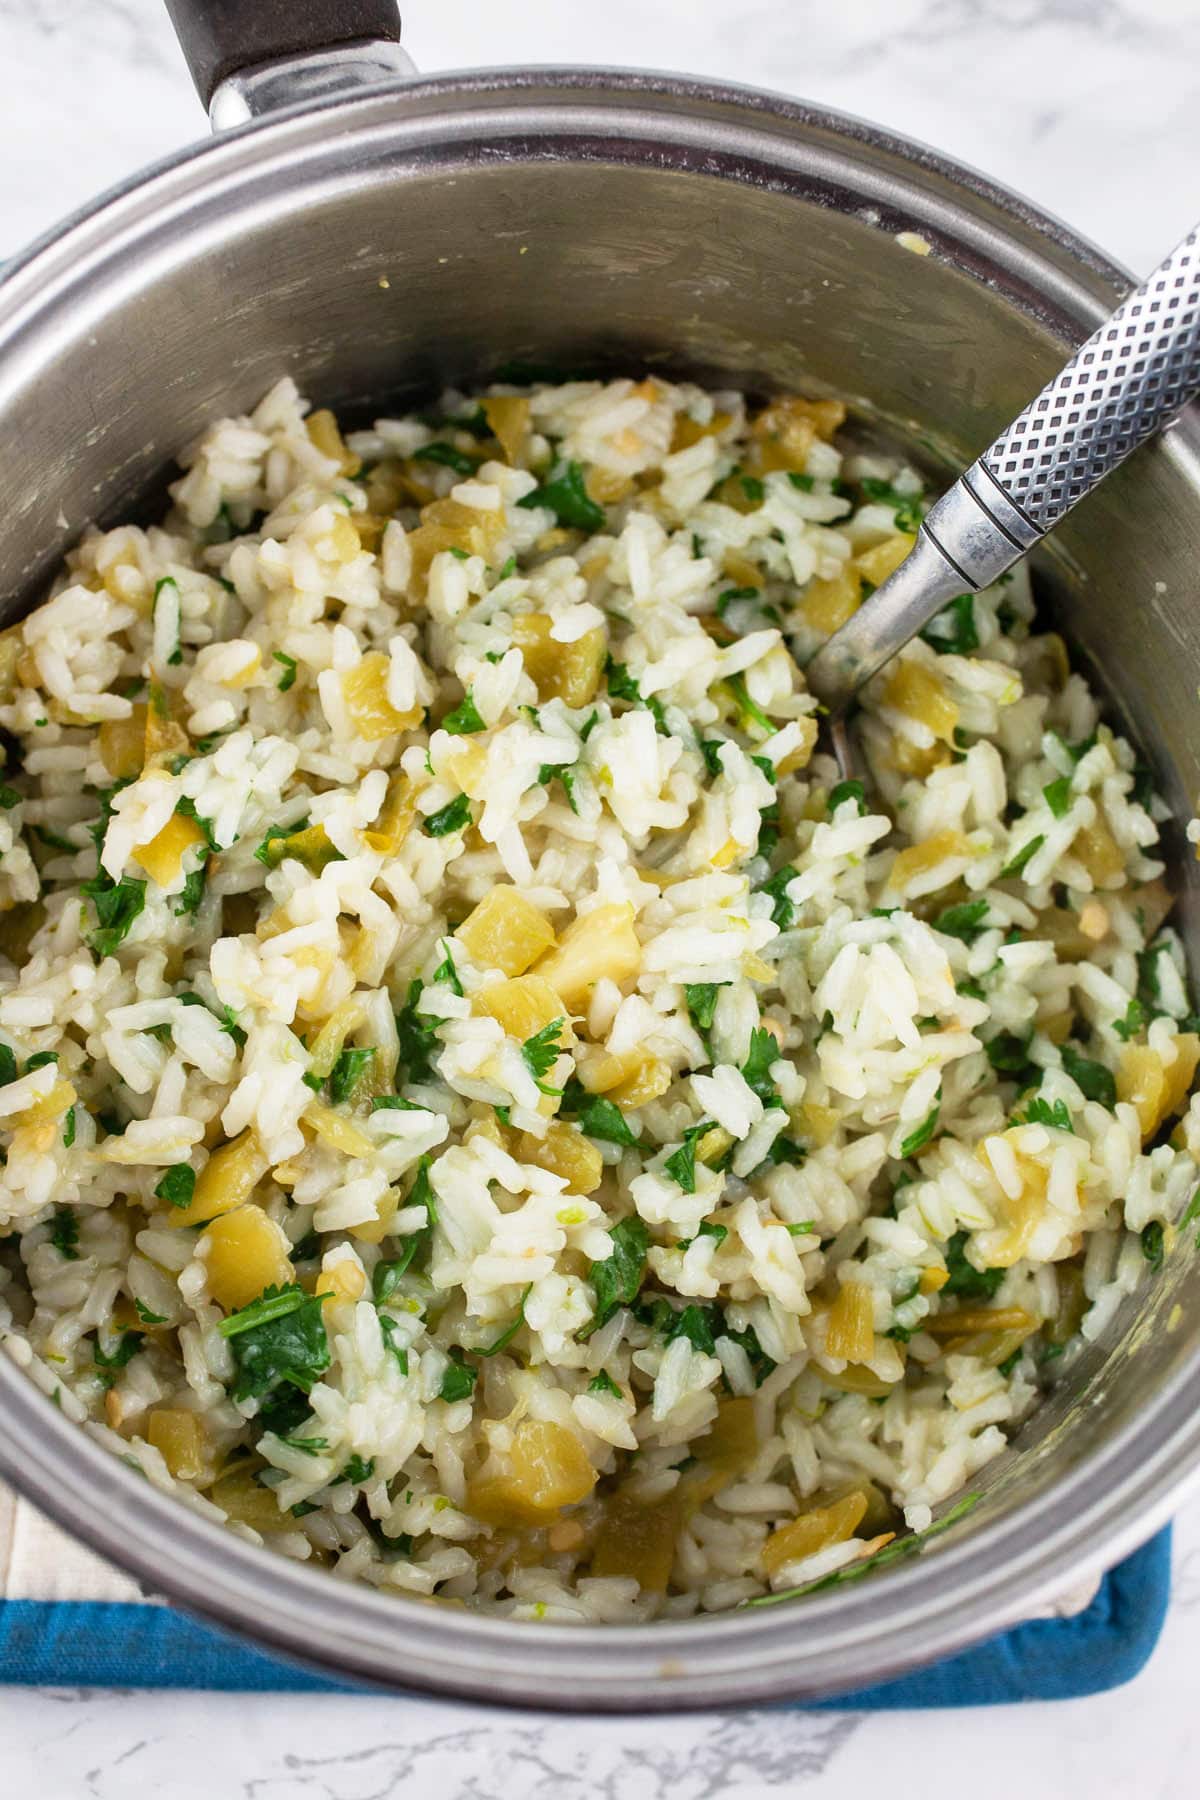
[163,0,405,113]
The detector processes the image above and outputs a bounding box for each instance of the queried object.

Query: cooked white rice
[0,373,1196,1622]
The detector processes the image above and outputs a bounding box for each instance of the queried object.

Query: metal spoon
[805,223,1200,727]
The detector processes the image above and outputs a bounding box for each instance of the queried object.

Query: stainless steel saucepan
[0,0,1197,1710]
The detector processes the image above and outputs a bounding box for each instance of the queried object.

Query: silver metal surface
[0,67,1199,1710]
[209,42,416,129]
[808,223,1200,707]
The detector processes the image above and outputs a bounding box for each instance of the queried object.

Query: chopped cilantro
[395,980,443,1083]
[80,872,146,959]
[759,864,799,930]
[153,1166,193,1209]
[329,1046,376,1105]
[521,1017,565,1094]
[920,592,978,654]
[475,1284,532,1356]
[685,982,724,1037]
[432,939,463,996]
[560,1077,639,1147]
[942,1231,1004,1300]
[253,818,310,867]
[423,793,472,837]
[828,778,866,816]
[587,1369,622,1398]
[1017,1096,1073,1132]
[442,690,486,735]
[412,441,476,476]
[517,461,606,532]
[664,1120,715,1194]
[859,477,922,535]
[155,1171,196,1219]
[1043,776,1072,818]
[739,475,765,504]
[984,1030,1036,1081]
[1113,998,1144,1042]
[93,1329,144,1389]
[218,1283,332,1402]
[934,899,990,942]
[1140,1221,1165,1271]
[899,1092,940,1158]
[581,1215,650,1338]
[438,1351,478,1403]
[1000,835,1044,880]
[272,651,297,692]
[134,1299,167,1326]
[1060,1045,1117,1110]
[50,1207,79,1261]
[740,1026,781,1104]
[340,1455,376,1485]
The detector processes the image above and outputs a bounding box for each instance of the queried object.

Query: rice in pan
[0,374,1196,1621]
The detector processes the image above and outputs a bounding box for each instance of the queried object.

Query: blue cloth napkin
[0,1527,1170,1703]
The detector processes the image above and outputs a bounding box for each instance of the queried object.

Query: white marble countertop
[1,0,1199,1794]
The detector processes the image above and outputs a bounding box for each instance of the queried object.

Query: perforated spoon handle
[806,223,1200,709]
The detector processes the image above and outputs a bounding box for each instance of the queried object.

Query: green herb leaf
[134,1299,167,1326]
[92,1329,144,1389]
[475,1284,532,1356]
[920,591,978,654]
[438,1350,478,1403]
[899,1092,941,1158]
[1016,1096,1073,1132]
[685,982,724,1036]
[432,940,463,996]
[395,980,443,1083]
[942,1231,1004,1300]
[521,1017,565,1093]
[329,1046,375,1105]
[759,864,799,930]
[934,898,990,942]
[1113,998,1144,1042]
[740,1026,781,1104]
[150,1163,195,1209]
[80,872,146,959]
[50,1206,79,1261]
[272,651,297,692]
[378,1314,410,1375]
[168,824,207,903]
[1043,776,1072,819]
[664,1120,715,1194]
[860,477,922,536]
[1060,1044,1117,1110]
[0,785,21,809]
[587,1369,622,1398]
[219,1283,332,1403]
[412,441,476,476]
[739,475,765,505]
[1000,835,1044,880]
[339,1454,376,1485]
[828,778,866,816]
[1140,1220,1165,1271]
[560,1077,639,1147]
[581,1215,651,1338]
[984,1030,1036,1081]
[517,460,606,533]
[442,690,486,735]
[423,793,472,837]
